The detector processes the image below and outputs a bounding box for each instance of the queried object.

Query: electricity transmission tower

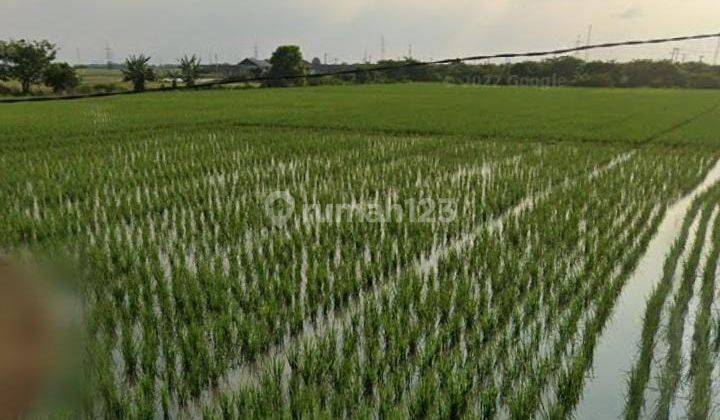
[104,43,113,69]
[584,25,593,61]
[670,48,680,63]
[574,35,582,57]
[381,35,386,60]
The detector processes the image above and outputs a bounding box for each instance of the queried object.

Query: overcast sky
[2,0,719,65]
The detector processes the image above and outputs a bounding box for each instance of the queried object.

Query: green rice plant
[1,85,718,417]
[655,198,717,419]
[624,192,707,420]
[687,202,720,419]
[213,146,709,418]
[544,203,663,419]
[4,85,720,148]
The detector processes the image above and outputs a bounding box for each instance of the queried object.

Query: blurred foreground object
[0,257,54,418]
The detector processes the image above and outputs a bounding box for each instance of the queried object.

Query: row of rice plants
[0,127,624,415]
[198,148,715,418]
[623,193,707,419]
[623,182,720,419]
[471,151,713,418]
[687,199,720,419]
[654,196,717,419]
[185,146,642,415]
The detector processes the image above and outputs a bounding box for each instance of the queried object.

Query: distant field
[2,84,720,418]
[75,68,125,85]
[76,67,170,91]
[2,83,720,146]
[0,68,166,95]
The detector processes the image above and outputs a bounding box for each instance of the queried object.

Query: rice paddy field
[2,83,720,418]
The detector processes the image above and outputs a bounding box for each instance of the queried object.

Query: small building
[238,58,271,75]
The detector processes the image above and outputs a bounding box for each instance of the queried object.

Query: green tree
[544,56,584,80]
[621,60,683,88]
[43,62,80,93]
[0,41,9,81]
[122,54,156,92]
[266,45,306,87]
[179,54,201,87]
[4,39,57,94]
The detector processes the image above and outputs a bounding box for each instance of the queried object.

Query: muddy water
[575,158,720,419]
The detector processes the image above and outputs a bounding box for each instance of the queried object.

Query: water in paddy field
[574,158,720,420]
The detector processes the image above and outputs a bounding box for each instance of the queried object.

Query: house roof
[239,58,271,68]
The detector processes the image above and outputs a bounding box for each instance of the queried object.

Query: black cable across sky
[2,31,719,104]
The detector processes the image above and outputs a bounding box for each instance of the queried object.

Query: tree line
[118,46,720,90]
[2,40,720,96]
[312,56,720,89]
[0,39,205,95]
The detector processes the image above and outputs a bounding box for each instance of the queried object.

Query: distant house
[235,57,332,78]
[238,58,271,75]
[307,58,356,76]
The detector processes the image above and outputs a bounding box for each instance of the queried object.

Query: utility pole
[584,25,593,61]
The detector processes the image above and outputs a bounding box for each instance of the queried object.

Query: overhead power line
[3,31,720,104]
[197,31,720,87]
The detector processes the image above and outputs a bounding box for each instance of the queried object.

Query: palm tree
[122,54,156,92]
[179,54,201,87]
